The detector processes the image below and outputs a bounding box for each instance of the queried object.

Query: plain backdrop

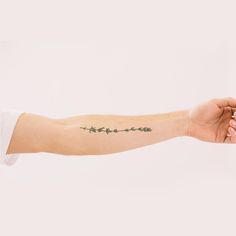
[0,0,236,235]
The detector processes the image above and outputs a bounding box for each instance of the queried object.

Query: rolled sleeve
[0,109,25,166]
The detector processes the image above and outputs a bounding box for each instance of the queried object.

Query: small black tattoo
[80,126,152,134]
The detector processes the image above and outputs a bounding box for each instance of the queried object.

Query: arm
[7,97,236,156]
[6,110,189,155]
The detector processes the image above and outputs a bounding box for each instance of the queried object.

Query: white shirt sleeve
[0,108,26,166]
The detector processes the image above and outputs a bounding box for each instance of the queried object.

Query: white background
[0,0,236,235]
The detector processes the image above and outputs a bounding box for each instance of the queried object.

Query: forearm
[48,110,190,155]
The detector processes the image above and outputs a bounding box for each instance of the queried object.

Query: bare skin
[6,97,236,157]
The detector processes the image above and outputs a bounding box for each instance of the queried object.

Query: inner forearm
[48,110,190,155]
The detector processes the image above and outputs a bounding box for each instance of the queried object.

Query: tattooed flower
[80,126,152,134]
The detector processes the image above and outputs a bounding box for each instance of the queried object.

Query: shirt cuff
[0,109,26,166]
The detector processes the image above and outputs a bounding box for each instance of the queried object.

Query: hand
[187,97,236,144]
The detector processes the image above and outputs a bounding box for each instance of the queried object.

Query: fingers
[227,111,236,137]
[228,126,236,136]
[231,107,236,118]
[231,111,235,119]
[211,97,236,109]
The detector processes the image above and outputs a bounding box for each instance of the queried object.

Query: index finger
[211,97,236,109]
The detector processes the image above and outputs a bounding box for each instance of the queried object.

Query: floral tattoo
[80,126,152,134]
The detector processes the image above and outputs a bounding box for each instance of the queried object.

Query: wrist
[173,109,190,137]
[155,109,191,138]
